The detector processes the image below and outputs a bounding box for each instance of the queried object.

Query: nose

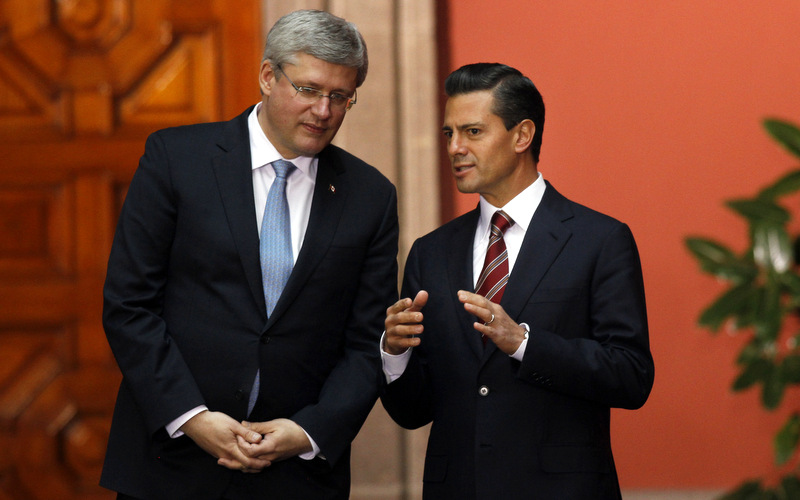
[310,95,333,119]
[447,133,466,157]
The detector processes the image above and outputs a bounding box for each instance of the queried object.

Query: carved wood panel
[0,0,261,498]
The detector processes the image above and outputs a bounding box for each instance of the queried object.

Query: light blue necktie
[249,159,295,415]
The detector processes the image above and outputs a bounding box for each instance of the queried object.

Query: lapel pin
[329,184,336,193]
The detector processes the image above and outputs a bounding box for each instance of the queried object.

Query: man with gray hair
[101,10,398,500]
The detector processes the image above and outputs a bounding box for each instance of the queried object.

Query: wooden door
[0,1,261,498]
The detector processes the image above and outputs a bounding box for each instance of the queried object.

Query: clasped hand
[181,411,312,473]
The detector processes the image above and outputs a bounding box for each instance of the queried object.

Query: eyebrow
[442,121,484,132]
[295,78,354,96]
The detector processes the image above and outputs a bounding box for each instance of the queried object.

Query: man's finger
[407,290,429,312]
[457,290,486,307]
[387,297,413,315]
[235,422,264,443]
[217,456,271,471]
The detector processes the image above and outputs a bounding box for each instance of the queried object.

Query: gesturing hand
[384,290,429,355]
[458,290,527,355]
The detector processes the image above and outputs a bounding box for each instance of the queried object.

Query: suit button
[261,336,270,344]
[479,386,489,396]
[234,390,245,400]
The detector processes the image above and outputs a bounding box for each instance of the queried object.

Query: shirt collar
[248,103,314,178]
[478,172,546,232]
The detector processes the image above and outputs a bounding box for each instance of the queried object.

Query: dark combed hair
[445,63,545,162]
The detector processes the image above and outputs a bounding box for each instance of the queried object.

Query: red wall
[441,0,800,489]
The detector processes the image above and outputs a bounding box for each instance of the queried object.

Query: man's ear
[259,60,275,97]
[514,119,535,154]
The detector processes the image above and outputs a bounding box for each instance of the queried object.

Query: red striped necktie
[475,210,514,303]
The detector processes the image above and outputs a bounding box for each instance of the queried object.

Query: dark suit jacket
[101,106,398,500]
[381,183,653,500]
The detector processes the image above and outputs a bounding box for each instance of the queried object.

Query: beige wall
[262,2,438,498]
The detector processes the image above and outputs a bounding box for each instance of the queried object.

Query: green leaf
[788,334,800,351]
[753,281,784,341]
[752,224,792,273]
[764,119,800,159]
[758,169,800,201]
[737,339,766,365]
[777,475,800,500]
[774,414,800,465]
[734,285,765,331]
[733,358,772,391]
[780,355,800,384]
[686,237,737,263]
[685,237,756,282]
[762,364,786,409]
[779,273,800,304]
[698,284,757,332]
[719,479,763,500]
[727,198,790,225]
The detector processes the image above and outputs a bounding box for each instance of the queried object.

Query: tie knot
[272,159,295,180]
[491,210,514,235]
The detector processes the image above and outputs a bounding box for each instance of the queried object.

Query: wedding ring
[484,313,495,326]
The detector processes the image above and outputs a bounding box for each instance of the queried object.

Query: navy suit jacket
[101,107,398,500]
[381,183,653,500]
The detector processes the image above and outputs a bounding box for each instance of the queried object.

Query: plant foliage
[686,119,800,498]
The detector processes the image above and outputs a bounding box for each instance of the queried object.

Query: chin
[455,181,478,195]
[290,144,324,157]
[296,137,331,156]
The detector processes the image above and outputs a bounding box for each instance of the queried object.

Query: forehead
[285,53,358,90]
[443,90,498,127]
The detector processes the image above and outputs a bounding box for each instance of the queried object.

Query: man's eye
[467,128,480,135]
[298,87,321,97]
[329,93,348,103]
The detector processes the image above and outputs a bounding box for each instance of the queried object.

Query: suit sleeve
[519,223,654,409]
[291,184,399,465]
[102,131,205,435]
[379,240,436,429]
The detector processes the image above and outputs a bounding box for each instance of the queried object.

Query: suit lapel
[266,146,346,326]
[479,183,573,360]
[210,113,350,326]
[501,182,573,322]
[210,107,267,318]
[446,208,486,360]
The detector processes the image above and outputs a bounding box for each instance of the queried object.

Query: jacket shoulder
[320,144,395,190]
[545,183,632,235]
[411,209,478,250]
[146,106,251,147]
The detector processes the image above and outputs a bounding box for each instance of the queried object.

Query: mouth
[302,122,328,135]
[452,164,474,175]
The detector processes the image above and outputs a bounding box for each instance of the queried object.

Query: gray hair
[263,10,369,87]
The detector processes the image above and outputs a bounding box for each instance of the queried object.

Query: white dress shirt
[250,105,317,257]
[166,104,320,459]
[381,173,546,383]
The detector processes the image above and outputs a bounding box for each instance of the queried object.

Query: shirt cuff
[380,331,412,383]
[166,405,209,438]
[510,323,530,361]
[298,428,322,460]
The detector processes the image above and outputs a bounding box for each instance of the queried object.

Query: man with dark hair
[443,63,545,162]
[380,62,654,499]
[101,9,398,500]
